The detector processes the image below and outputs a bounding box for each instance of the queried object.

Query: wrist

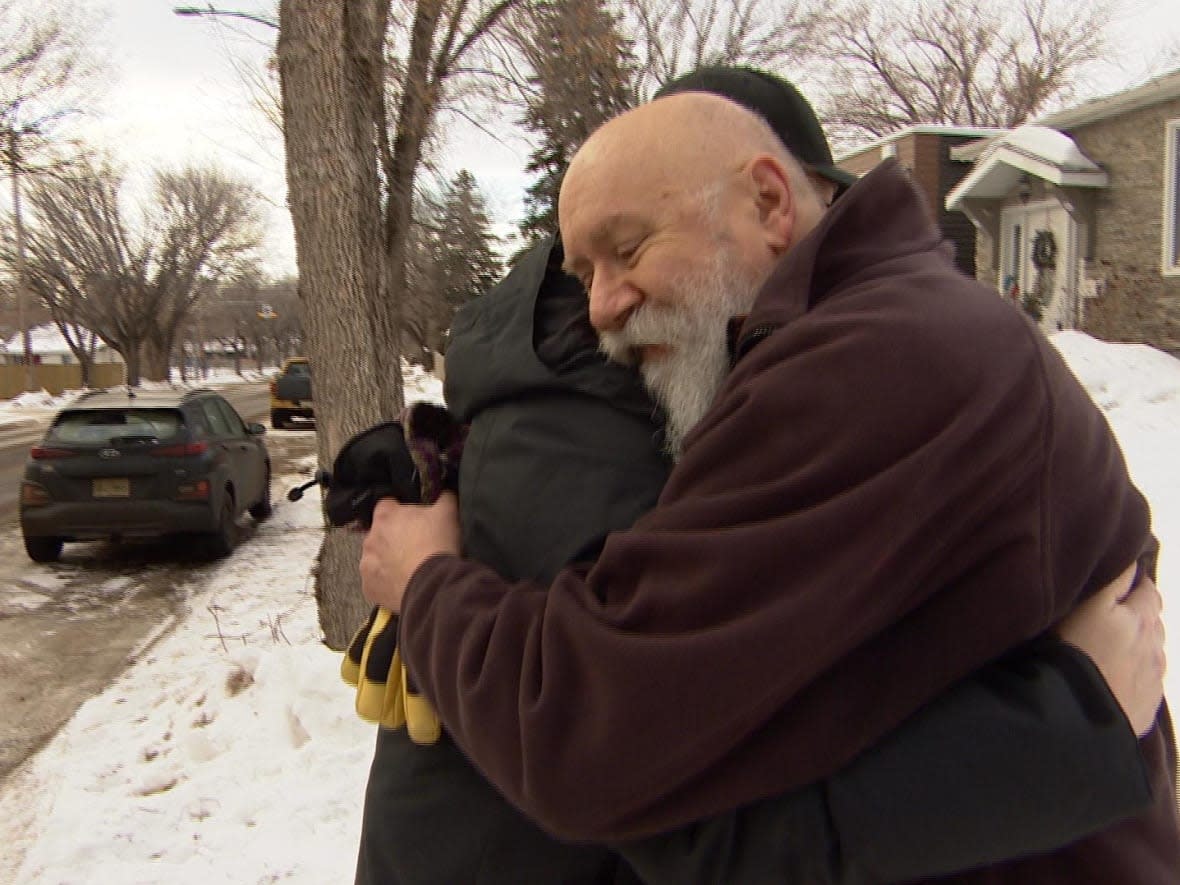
[401,552,459,617]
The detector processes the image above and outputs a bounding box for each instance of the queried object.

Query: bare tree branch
[819,0,1114,141]
[10,160,262,383]
[620,0,827,96]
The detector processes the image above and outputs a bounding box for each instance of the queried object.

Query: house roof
[1037,67,1180,131]
[835,124,1007,163]
[945,125,1108,211]
[1,323,107,355]
[949,67,1180,164]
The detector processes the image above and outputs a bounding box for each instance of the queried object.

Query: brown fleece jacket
[402,161,1180,881]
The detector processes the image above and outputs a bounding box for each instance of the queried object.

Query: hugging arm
[620,571,1161,884]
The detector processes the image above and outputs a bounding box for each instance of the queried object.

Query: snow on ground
[0,338,1178,884]
[6,479,367,884]
[1053,332,1180,602]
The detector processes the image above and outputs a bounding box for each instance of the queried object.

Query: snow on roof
[945,124,1107,210]
[835,124,1007,164]
[1,323,105,355]
[981,125,1102,172]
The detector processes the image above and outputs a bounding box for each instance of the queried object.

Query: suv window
[286,362,310,375]
[200,399,231,436]
[214,398,246,436]
[47,409,184,445]
[186,407,210,437]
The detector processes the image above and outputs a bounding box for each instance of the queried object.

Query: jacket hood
[444,236,658,424]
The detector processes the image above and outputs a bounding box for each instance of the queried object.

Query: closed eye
[617,238,645,263]
[562,258,592,292]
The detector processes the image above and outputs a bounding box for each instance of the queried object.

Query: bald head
[559,94,827,300]
[572,93,789,187]
[563,93,818,228]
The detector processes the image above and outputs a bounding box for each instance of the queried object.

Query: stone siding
[1067,98,1180,354]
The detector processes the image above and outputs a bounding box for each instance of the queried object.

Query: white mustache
[598,306,687,366]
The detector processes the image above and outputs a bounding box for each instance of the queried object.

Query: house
[837,125,1006,276]
[945,68,1180,352]
[0,323,123,366]
[0,323,126,397]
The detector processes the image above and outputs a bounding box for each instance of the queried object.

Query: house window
[1166,120,1180,275]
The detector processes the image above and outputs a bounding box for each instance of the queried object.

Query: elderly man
[361,71,1180,881]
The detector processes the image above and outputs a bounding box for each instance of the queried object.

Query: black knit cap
[655,66,856,194]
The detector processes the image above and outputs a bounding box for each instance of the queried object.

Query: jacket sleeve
[617,639,1152,884]
[400,302,1149,840]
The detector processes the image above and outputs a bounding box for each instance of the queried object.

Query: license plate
[93,478,130,498]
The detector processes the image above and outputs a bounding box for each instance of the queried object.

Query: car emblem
[99,448,121,459]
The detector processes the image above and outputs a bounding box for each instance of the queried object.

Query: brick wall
[1067,98,1180,354]
[907,135,941,220]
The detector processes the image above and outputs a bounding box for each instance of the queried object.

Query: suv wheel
[24,535,63,563]
[249,468,273,521]
[206,492,239,559]
[271,409,287,430]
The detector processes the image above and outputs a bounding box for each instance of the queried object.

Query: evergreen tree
[517,0,636,244]
[419,169,502,351]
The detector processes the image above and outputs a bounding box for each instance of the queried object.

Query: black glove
[333,403,465,743]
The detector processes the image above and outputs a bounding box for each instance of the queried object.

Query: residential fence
[0,363,127,399]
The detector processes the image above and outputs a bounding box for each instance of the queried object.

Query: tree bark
[278,0,398,649]
[141,334,171,382]
[120,343,141,387]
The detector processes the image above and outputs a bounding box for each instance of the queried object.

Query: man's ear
[746,155,795,252]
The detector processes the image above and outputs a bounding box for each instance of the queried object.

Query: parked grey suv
[20,388,272,563]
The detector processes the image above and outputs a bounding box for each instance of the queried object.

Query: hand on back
[1058,564,1166,736]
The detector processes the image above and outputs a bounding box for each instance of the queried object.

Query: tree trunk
[141,335,172,382]
[120,342,142,387]
[279,0,398,649]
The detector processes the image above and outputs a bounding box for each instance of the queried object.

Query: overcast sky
[60,0,1180,280]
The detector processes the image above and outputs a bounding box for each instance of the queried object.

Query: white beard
[600,248,764,458]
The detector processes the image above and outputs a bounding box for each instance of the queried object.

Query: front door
[999,200,1078,333]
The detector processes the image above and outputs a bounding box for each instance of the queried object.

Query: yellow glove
[342,607,405,729]
[340,606,377,686]
[403,663,441,745]
[341,605,440,741]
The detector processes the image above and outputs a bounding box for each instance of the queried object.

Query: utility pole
[8,129,34,392]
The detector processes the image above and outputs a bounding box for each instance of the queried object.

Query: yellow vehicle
[270,358,314,429]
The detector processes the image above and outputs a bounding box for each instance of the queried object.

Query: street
[0,382,319,782]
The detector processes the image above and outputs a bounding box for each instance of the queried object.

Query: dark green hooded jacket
[354,236,665,885]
